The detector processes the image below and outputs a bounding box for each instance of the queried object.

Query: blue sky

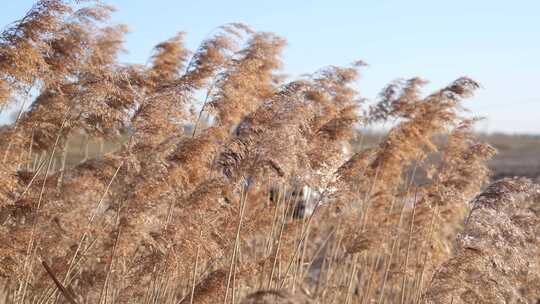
[1,0,539,133]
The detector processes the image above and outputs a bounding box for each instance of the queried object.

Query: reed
[0,1,537,303]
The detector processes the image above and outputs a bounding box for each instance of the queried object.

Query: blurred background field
[35,130,540,183]
[354,130,540,182]
[479,133,540,181]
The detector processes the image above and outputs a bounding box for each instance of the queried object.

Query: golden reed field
[0,1,539,303]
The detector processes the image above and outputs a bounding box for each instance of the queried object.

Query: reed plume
[0,1,537,303]
[423,178,540,303]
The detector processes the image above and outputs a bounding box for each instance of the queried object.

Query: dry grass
[0,1,539,303]
[423,178,540,303]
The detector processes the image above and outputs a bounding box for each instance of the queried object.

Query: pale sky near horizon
[1,0,539,134]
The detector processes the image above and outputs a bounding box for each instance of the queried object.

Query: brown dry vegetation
[0,1,539,304]
[352,131,540,183]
